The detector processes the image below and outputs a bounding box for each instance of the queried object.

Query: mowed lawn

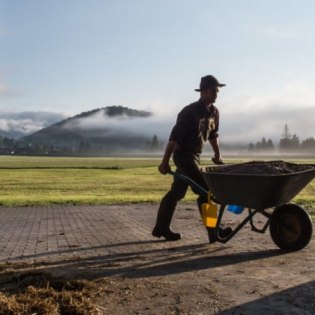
[0,156,169,206]
[0,156,314,214]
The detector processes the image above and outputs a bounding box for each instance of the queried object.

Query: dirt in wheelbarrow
[207,160,315,174]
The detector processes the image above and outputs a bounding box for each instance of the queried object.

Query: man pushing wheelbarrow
[152,74,232,243]
[152,74,314,251]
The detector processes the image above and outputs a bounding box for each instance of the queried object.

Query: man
[152,74,232,243]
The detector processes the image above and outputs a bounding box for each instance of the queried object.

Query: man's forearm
[161,140,177,165]
[158,140,177,174]
[209,138,220,158]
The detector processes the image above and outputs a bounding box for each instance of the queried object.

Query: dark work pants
[154,152,209,232]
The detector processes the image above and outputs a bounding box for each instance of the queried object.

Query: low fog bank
[0,111,67,137]
[219,82,315,144]
[61,108,172,140]
[77,146,315,159]
[1,87,314,157]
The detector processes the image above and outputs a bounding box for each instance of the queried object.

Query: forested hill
[18,106,158,153]
[70,106,151,120]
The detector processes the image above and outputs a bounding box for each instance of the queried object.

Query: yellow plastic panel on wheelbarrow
[201,202,217,228]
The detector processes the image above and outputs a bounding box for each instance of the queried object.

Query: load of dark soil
[207,160,315,175]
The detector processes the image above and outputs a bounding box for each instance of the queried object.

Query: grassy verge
[0,167,173,206]
[0,156,314,213]
[0,156,176,206]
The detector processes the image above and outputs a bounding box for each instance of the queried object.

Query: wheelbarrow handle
[168,170,208,196]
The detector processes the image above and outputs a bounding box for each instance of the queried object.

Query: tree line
[248,124,315,153]
[0,134,164,155]
[1,125,314,155]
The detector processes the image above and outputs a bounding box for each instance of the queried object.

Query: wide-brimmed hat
[194,75,226,92]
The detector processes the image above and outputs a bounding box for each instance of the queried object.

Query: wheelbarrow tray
[201,167,315,210]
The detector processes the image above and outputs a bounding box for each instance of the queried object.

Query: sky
[1,0,315,144]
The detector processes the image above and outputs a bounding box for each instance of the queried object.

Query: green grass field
[0,155,314,215]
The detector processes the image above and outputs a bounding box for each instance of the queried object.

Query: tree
[146,135,162,151]
[291,134,300,150]
[253,137,274,151]
[248,143,255,151]
[266,139,275,150]
[78,140,91,153]
[151,135,159,150]
[256,141,261,150]
[282,123,291,139]
[279,124,300,151]
[301,137,315,152]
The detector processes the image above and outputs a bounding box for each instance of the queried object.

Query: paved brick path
[0,203,313,264]
[0,203,203,263]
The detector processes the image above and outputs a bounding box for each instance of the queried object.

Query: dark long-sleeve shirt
[169,99,219,155]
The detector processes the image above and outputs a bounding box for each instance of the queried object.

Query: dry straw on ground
[0,268,103,315]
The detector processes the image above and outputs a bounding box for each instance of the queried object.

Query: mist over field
[0,111,67,137]
[219,82,315,144]
[59,108,171,141]
[1,81,315,154]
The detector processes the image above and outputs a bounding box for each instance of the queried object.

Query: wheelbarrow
[169,163,315,251]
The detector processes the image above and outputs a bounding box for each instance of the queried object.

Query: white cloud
[0,111,67,135]
[0,118,38,134]
[139,100,180,120]
[0,83,7,94]
[220,80,315,143]
[223,80,315,113]
[0,71,18,97]
[63,108,172,140]
[0,83,12,96]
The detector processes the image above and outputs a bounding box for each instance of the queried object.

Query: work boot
[152,226,181,241]
[153,193,180,241]
[208,226,233,244]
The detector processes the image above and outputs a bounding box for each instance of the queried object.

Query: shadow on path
[218,280,315,315]
[8,240,287,280]
[4,239,163,262]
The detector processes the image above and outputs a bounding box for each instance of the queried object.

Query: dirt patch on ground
[0,203,314,314]
[1,241,314,314]
[0,265,227,314]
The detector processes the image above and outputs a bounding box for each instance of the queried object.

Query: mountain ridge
[18,105,158,153]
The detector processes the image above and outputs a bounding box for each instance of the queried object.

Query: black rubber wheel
[270,203,313,251]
